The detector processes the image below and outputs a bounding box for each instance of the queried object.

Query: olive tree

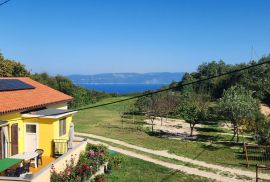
[218,85,259,142]
[177,93,209,136]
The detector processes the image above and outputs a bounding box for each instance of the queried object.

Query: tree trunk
[236,128,239,143]
[231,124,238,142]
[190,123,194,136]
[151,120,154,132]
[161,117,163,126]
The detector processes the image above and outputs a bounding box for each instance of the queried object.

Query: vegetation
[174,57,270,105]
[0,53,30,77]
[254,114,270,145]
[50,143,109,182]
[175,93,209,136]
[0,53,109,108]
[74,97,264,170]
[31,73,110,108]
[217,86,259,142]
[134,56,270,144]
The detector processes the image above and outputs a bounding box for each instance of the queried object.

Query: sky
[0,0,270,75]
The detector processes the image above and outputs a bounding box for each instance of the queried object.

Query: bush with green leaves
[108,154,124,168]
[254,114,270,145]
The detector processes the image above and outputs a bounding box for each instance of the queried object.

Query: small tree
[146,94,162,133]
[254,113,270,145]
[158,92,179,125]
[218,85,259,142]
[177,93,209,136]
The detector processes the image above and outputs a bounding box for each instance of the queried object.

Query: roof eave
[0,98,73,116]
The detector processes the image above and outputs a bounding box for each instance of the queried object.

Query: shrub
[108,154,124,169]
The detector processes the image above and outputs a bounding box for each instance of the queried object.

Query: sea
[77,83,167,94]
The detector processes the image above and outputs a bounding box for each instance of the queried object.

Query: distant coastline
[77,83,167,94]
[69,72,183,94]
[68,72,184,84]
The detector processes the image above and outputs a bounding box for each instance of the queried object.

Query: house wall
[0,112,24,155]
[47,102,68,110]
[23,118,55,157]
[0,102,74,157]
[52,115,72,140]
[22,115,73,157]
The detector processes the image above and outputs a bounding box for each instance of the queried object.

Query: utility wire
[3,59,270,121]
[0,0,11,7]
[76,59,270,111]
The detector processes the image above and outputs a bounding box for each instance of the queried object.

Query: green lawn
[105,154,213,182]
[74,97,261,170]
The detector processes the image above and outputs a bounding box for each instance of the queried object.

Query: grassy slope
[74,97,259,170]
[105,154,212,182]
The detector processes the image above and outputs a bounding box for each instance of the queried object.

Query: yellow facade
[0,104,73,157]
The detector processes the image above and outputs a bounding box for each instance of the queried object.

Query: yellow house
[0,77,76,158]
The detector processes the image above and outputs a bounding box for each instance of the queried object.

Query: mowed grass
[105,154,213,182]
[74,97,258,170]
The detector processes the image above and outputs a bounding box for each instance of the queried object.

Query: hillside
[68,72,184,84]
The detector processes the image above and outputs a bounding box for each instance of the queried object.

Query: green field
[105,154,212,182]
[74,97,257,170]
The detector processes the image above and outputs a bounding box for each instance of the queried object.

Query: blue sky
[0,0,270,75]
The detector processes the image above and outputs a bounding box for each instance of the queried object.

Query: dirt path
[85,137,241,182]
[76,132,270,181]
[144,117,202,137]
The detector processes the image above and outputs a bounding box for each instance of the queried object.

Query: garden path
[76,132,270,181]
[85,137,240,182]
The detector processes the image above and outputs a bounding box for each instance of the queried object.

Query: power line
[0,0,11,7]
[76,59,270,111]
[4,59,270,121]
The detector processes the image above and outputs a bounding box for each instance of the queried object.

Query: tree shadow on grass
[190,134,223,142]
[203,120,220,126]
[196,127,224,133]
[100,124,146,133]
[146,130,190,140]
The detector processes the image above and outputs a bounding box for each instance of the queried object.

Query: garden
[50,143,123,182]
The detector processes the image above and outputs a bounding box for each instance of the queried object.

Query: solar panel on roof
[0,79,35,91]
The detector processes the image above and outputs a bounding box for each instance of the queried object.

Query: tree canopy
[0,53,30,77]
[217,85,259,142]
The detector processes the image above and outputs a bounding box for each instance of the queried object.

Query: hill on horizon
[68,72,184,84]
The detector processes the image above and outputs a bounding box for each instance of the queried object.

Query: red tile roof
[0,77,73,114]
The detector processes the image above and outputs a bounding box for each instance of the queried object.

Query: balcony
[0,137,87,182]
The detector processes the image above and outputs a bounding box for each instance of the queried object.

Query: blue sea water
[77,83,166,94]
